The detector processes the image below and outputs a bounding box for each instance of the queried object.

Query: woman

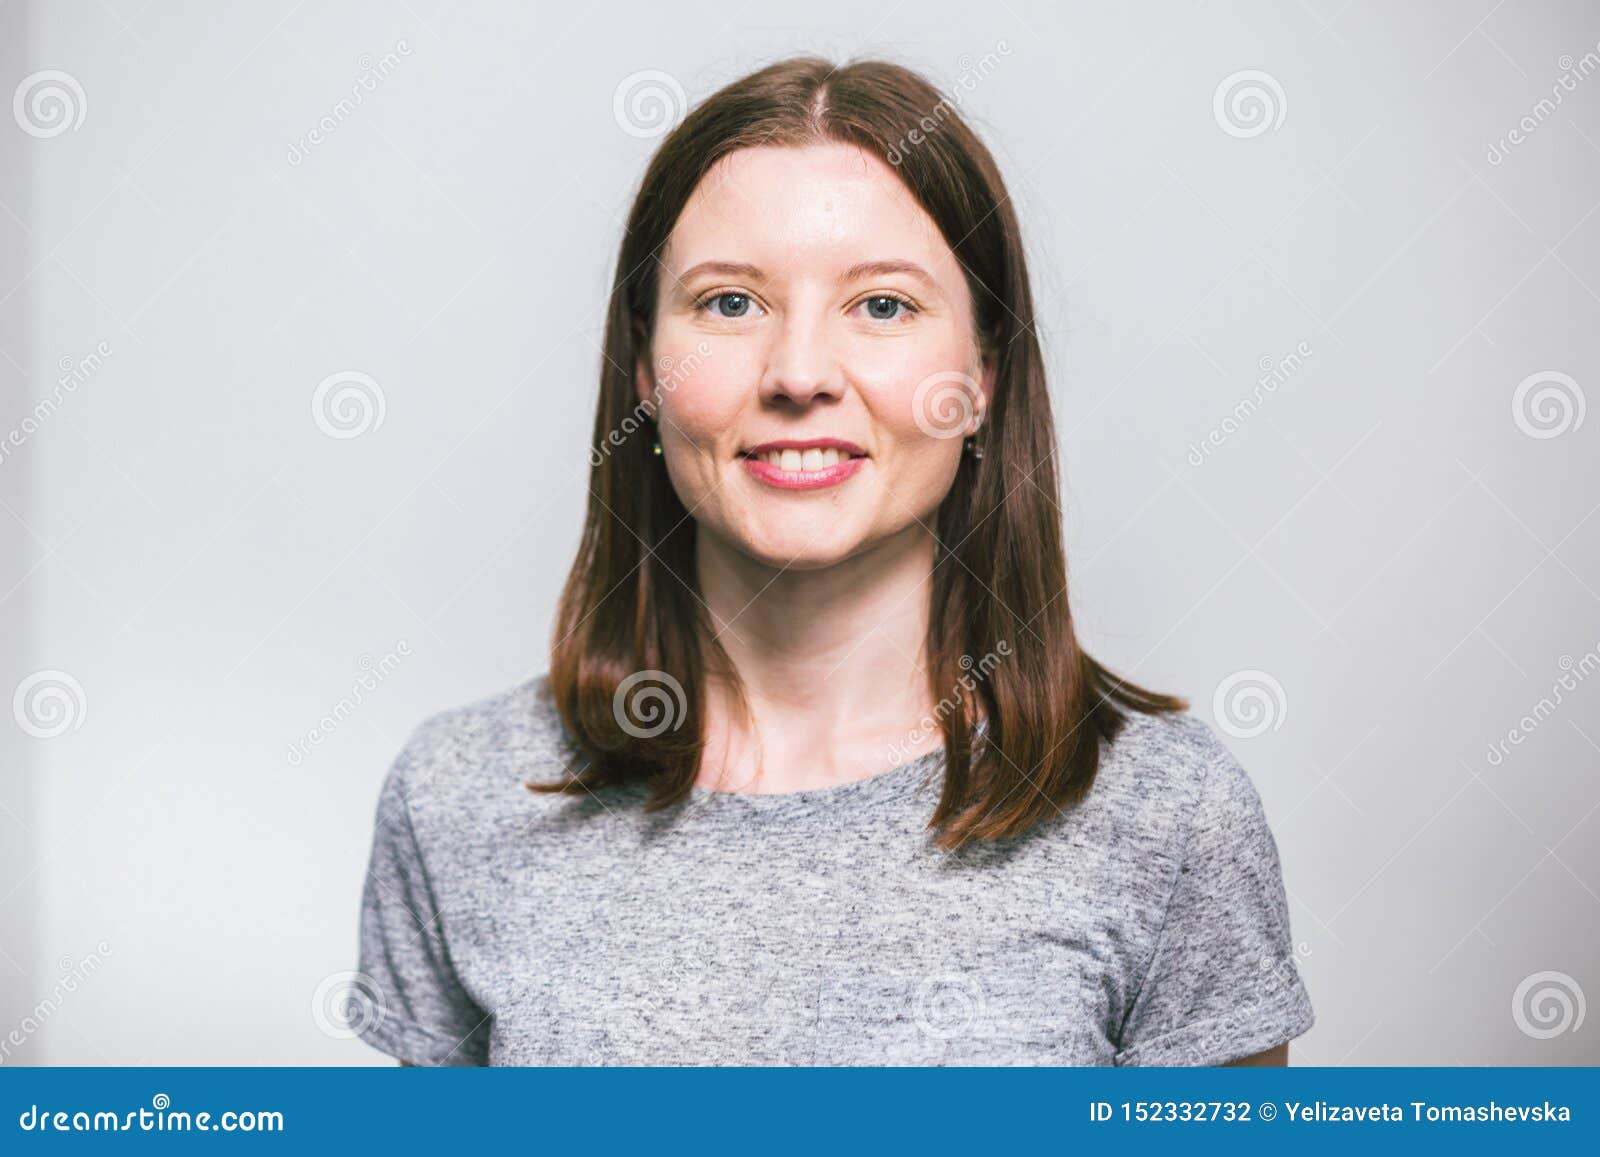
[354,55,1314,1067]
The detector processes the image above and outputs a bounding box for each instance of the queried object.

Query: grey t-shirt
[354,674,1314,1066]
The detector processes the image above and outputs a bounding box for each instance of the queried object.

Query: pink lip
[740,454,866,491]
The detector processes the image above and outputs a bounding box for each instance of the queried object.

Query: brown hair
[530,55,1187,848]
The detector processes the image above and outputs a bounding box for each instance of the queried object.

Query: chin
[735,527,865,571]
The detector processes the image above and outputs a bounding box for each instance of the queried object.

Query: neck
[693,522,944,792]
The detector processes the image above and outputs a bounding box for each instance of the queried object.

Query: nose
[758,304,843,408]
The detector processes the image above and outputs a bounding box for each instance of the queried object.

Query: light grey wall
[1,0,1595,1065]
[1,0,36,1065]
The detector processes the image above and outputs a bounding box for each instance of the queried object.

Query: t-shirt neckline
[681,717,989,815]
[684,742,944,810]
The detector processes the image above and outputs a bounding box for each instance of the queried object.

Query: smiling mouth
[736,447,868,491]
[736,447,865,471]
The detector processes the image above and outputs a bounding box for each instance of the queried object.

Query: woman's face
[640,142,995,571]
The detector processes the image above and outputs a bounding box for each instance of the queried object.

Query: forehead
[661,142,956,279]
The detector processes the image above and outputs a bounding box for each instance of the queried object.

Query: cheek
[872,341,983,444]
[887,422,964,497]
[867,350,974,502]
[657,382,744,450]
[650,338,749,442]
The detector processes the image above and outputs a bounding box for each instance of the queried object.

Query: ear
[634,354,655,412]
[633,321,657,413]
[974,341,999,433]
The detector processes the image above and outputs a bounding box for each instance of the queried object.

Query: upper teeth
[756,448,848,471]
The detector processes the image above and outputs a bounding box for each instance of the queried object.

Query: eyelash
[692,290,920,321]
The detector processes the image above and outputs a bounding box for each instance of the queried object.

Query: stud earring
[652,436,662,456]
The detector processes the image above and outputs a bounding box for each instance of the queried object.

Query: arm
[356,734,494,1067]
[1112,731,1315,1067]
[1225,1043,1288,1066]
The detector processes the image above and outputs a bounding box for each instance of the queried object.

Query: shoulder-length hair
[530,54,1187,849]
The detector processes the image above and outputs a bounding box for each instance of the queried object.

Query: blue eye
[858,294,917,321]
[693,291,917,322]
[699,292,762,319]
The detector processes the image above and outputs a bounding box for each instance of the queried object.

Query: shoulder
[1091,707,1240,808]
[382,673,582,819]
[1071,707,1270,867]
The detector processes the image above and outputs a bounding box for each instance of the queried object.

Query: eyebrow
[671,258,939,290]
[838,259,938,288]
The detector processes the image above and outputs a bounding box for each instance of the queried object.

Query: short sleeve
[355,737,492,1065]
[1114,736,1314,1065]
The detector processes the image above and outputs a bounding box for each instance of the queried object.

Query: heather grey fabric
[355,674,1314,1066]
